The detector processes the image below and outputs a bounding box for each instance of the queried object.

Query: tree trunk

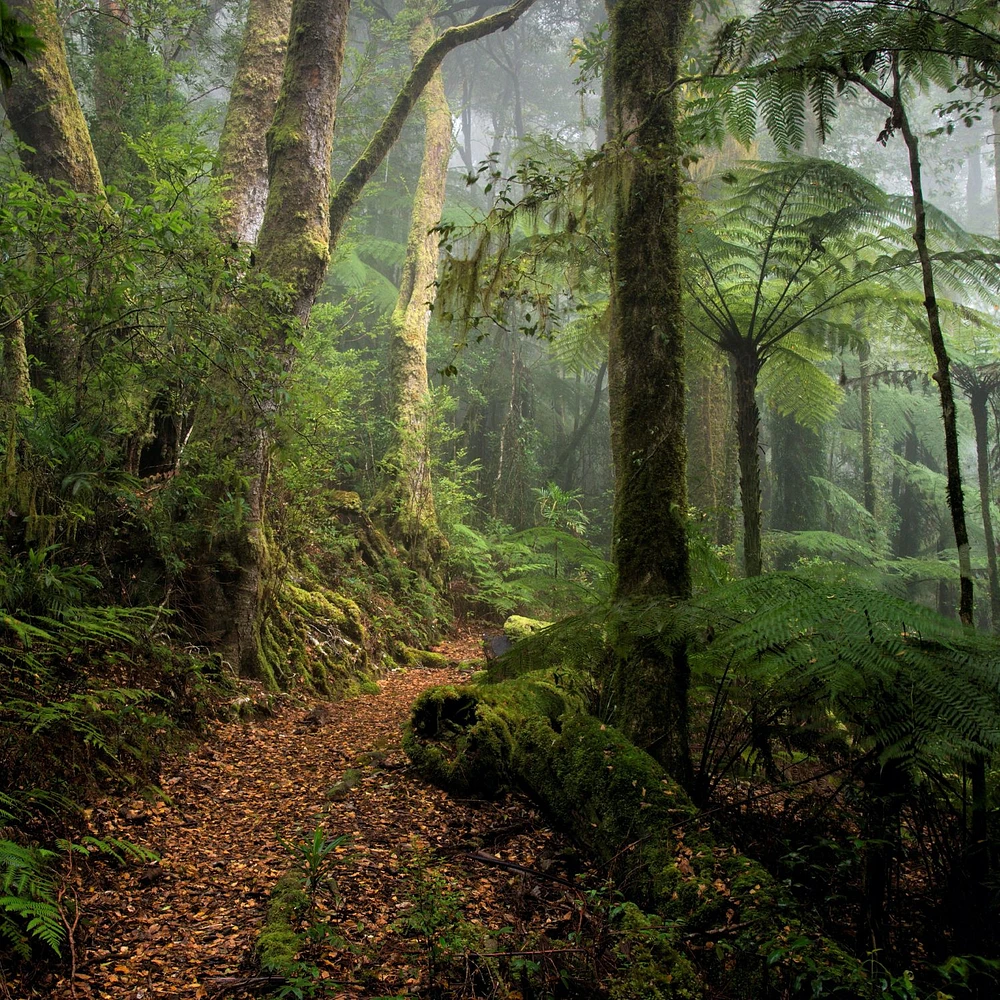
[994,106,1000,238]
[90,0,131,181]
[893,64,974,626]
[215,0,292,245]
[732,348,763,577]
[383,14,451,571]
[970,389,1000,632]
[1,0,104,386]
[769,408,822,536]
[0,0,104,196]
[214,0,351,678]
[859,340,876,517]
[327,0,539,251]
[605,0,693,784]
[207,0,540,676]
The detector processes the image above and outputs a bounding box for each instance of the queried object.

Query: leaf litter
[9,644,599,1000]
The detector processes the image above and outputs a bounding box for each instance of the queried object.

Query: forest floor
[6,629,596,1000]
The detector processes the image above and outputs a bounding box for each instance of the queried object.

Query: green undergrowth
[404,675,874,1000]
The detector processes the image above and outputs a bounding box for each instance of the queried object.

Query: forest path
[27,636,578,1000]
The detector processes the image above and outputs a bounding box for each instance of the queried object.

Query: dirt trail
[14,655,580,1000]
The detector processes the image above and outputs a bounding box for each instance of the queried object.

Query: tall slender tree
[603,0,694,783]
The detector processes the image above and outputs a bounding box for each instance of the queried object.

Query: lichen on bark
[1,0,104,196]
[381,13,451,572]
[215,0,293,245]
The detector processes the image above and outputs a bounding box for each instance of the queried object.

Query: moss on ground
[405,679,874,1000]
[256,873,307,973]
[504,615,552,639]
[401,646,449,669]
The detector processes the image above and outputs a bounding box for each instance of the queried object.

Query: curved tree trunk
[893,66,973,627]
[382,14,451,572]
[327,0,539,250]
[605,0,693,784]
[732,348,763,577]
[215,0,292,245]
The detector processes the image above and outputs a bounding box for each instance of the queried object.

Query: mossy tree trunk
[851,56,987,860]
[968,385,1000,632]
[732,346,763,577]
[207,0,540,677]
[214,0,351,678]
[0,0,104,197]
[382,13,451,572]
[851,60,973,624]
[90,0,130,180]
[215,0,292,245]
[1,0,105,386]
[604,0,694,784]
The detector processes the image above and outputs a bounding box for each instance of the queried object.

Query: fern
[0,840,62,958]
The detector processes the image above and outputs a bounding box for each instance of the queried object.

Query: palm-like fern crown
[688,159,1000,355]
[708,0,1000,150]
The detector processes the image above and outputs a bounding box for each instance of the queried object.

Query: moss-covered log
[406,682,874,999]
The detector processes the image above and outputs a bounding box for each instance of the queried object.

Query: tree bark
[383,14,452,570]
[215,0,351,678]
[605,0,694,784]
[891,63,974,626]
[90,0,131,181]
[732,347,763,577]
[859,340,876,517]
[994,105,1000,238]
[215,0,292,245]
[0,0,104,196]
[549,362,606,482]
[970,389,1000,632]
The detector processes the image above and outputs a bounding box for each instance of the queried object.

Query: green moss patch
[256,873,307,974]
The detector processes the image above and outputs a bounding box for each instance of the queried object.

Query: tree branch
[328,0,539,249]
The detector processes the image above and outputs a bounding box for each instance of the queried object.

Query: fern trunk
[892,65,974,627]
[605,0,693,784]
[733,348,763,577]
[970,390,1000,632]
[859,340,876,517]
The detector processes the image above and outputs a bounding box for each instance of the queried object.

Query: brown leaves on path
[12,659,586,1000]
